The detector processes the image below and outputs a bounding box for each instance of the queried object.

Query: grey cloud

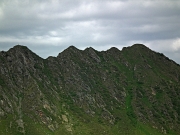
[0,0,180,64]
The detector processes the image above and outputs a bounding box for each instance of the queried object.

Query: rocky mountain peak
[8,45,31,54]
[66,45,79,51]
[130,43,151,51]
[57,45,81,58]
[84,47,96,51]
[6,45,40,60]
[63,45,80,53]
[107,47,120,53]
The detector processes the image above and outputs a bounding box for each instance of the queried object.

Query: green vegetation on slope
[0,44,180,134]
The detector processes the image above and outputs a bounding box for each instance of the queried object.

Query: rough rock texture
[0,44,180,135]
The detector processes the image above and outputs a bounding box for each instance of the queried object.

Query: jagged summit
[66,45,79,50]
[107,47,120,53]
[13,44,29,48]
[2,44,152,59]
[132,43,146,47]
[8,45,30,52]
[122,44,150,50]
[131,43,151,50]
[84,47,96,51]
[0,45,30,56]
[84,47,99,54]
[7,45,34,55]
[57,45,81,58]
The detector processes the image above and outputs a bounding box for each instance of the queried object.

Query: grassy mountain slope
[0,44,180,135]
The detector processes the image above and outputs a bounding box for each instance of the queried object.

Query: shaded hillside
[0,44,180,135]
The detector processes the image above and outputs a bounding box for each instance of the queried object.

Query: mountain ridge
[2,44,179,66]
[0,44,180,135]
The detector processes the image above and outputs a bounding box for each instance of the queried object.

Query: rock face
[0,44,180,135]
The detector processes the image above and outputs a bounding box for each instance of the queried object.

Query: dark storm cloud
[0,0,180,63]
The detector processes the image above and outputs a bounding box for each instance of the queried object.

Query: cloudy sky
[0,0,180,63]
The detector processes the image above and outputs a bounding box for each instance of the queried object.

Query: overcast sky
[0,0,180,63]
